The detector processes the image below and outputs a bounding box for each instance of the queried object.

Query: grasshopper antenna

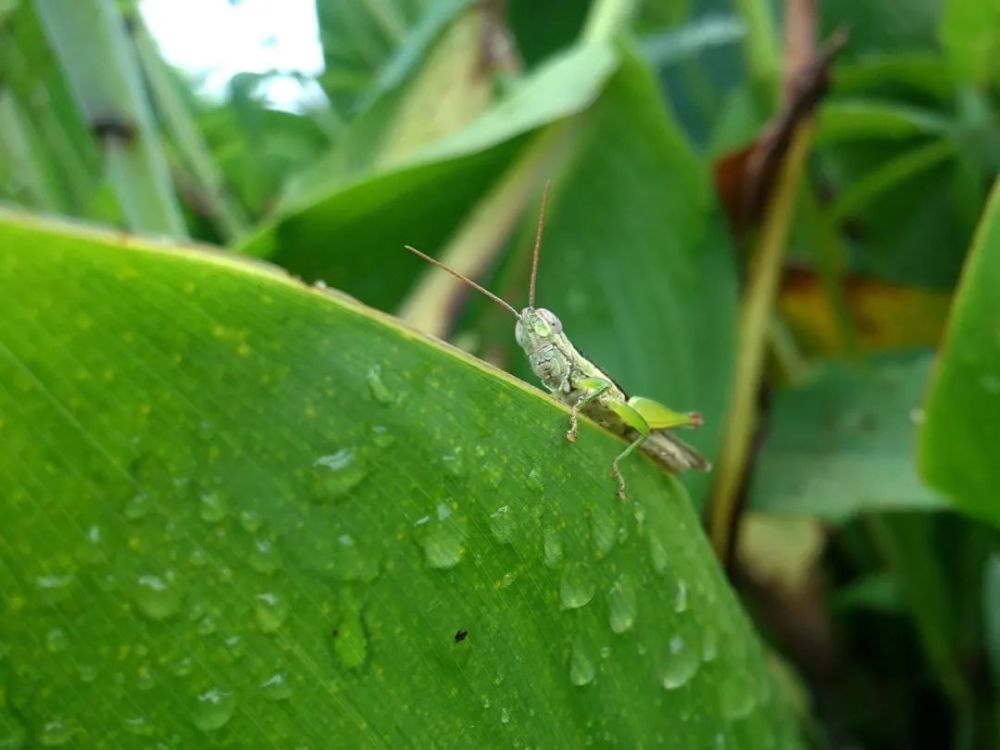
[404,245,520,319]
[528,179,551,309]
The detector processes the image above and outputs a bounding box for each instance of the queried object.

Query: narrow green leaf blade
[920,178,1000,525]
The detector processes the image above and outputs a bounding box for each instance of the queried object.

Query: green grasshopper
[405,184,710,499]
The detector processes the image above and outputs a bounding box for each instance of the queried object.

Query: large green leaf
[750,353,945,522]
[0,212,798,747]
[920,178,1000,526]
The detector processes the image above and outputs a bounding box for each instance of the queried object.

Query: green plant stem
[130,15,249,243]
[708,120,815,563]
[0,90,60,210]
[34,0,186,236]
[582,0,636,43]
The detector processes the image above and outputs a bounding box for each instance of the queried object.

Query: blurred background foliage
[1,0,999,746]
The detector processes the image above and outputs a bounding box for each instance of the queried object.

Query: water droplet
[77,664,98,683]
[366,365,396,405]
[589,505,616,559]
[500,707,510,724]
[124,491,153,521]
[76,524,104,565]
[543,527,564,568]
[369,424,396,448]
[249,538,283,574]
[482,463,503,489]
[192,688,236,732]
[418,501,467,570]
[198,491,227,523]
[38,718,72,746]
[254,592,288,633]
[197,615,217,636]
[488,506,515,544]
[171,656,193,677]
[701,629,718,662]
[659,635,700,690]
[188,548,209,567]
[526,468,544,492]
[674,580,688,613]
[442,447,465,477]
[45,628,67,653]
[333,594,368,670]
[607,575,637,634]
[239,510,263,533]
[720,673,756,719]
[569,642,596,686]
[649,535,669,575]
[330,534,380,582]
[560,563,595,609]
[121,715,154,736]
[134,572,181,620]
[260,672,292,701]
[312,448,370,502]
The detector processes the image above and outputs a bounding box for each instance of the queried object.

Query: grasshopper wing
[628,396,702,430]
[641,430,712,473]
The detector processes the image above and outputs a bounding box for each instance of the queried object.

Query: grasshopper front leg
[566,377,613,442]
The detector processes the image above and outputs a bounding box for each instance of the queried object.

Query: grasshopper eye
[515,319,526,346]
[538,308,563,334]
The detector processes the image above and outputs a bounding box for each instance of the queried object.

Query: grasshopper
[405,183,710,499]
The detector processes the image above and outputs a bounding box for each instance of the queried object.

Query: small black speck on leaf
[454,629,468,643]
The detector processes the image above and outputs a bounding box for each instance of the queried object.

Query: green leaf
[750,353,945,522]
[939,0,1000,85]
[816,100,952,144]
[238,39,618,310]
[0,212,798,747]
[920,178,1000,525]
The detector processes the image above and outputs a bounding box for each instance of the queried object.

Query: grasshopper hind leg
[612,433,647,501]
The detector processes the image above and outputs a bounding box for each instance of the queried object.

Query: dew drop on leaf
[134,572,181,620]
[488,505,515,544]
[198,491,227,523]
[123,491,152,521]
[366,364,396,405]
[560,563,596,609]
[248,537,283,575]
[569,642,596,686]
[192,688,236,732]
[311,448,370,502]
[369,423,396,448]
[37,718,72,746]
[333,593,368,670]
[45,628,68,653]
[674,580,689,613]
[607,574,637,634]
[659,635,700,690]
[589,504,616,559]
[260,672,292,701]
[418,502,466,570]
[254,592,288,633]
[543,527,564,568]
[121,715,154,737]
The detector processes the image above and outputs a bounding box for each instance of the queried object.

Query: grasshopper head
[515,307,563,349]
